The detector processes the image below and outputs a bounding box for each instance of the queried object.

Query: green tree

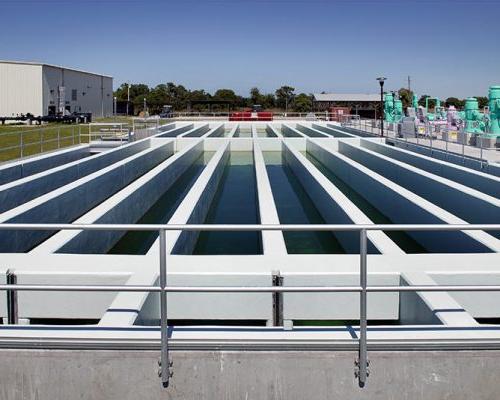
[445,97,464,109]
[275,86,295,110]
[476,96,488,109]
[250,87,262,105]
[293,93,312,113]
[418,95,436,109]
[398,88,413,109]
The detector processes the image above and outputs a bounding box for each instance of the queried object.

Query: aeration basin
[0,120,499,342]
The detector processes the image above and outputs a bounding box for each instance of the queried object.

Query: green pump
[488,85,500,135]
[383,92,395,123]
[394,99,404,122]
[412,94,418,111]
[464,97,486,134]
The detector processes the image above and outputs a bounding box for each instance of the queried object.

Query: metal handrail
[0,222,499,388]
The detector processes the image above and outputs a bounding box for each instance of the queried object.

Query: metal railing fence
[0,222,499,388]
[338,117,499,167]
[0,126,82,162]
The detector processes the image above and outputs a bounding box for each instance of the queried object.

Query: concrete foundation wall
[0,140,150,213]
[0,145,90,186]
[361,140,500,198]
[2,349,500,400]
[0,142,173,252]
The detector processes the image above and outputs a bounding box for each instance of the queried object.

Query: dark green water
[193,152,262,255]
[263,152,345,254]
[304,151,427,254]
[233,129,252,138]
[109,152,214,255]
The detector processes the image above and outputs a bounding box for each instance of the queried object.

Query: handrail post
[6,269,18,325]
[356,229,368,387]
[158,229,171,387]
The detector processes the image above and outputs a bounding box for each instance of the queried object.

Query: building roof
[0,60,113,78]
[313,93,379,102]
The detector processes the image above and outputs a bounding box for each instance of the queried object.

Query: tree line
[114,83,315,114]
[397,88,488,110]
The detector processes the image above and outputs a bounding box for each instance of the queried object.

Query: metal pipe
[159,229,171,387]
[358,229,368,387]
[1,285,500,293]
[0,223,497,232]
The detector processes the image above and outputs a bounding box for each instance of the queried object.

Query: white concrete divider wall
[311,123,356,138]
[156,123,194,138]
[50,141,205,254]
[283,141,401,255]
[327,124,376,138]
[283,273,400,323]
[338,141,500,238]
[295,124,329,138]
[360,139,500,198]
[253,141,287,255]
[170,142,230,255]
[0,139,152,213]
[181,123,211,138]
[307,140,497,253]
[0,141,174,252]
[390,139,500,177]
[0,145,90,185]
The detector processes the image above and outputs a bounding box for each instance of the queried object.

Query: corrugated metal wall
[43,66,113,118]
[0,63,43,116]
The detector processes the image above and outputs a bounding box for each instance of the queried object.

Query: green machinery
[464,97,486,134]
[383,92,404,123]
[488,85,500,135]
[383,92,395,123]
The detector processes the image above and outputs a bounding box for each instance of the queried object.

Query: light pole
[113,96,117,117]
[376,77,386,137]
[126,82,130,116]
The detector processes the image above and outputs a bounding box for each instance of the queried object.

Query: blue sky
[0,0,498,99]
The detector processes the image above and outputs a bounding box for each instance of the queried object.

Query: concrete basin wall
[0,141,174,252]
[390,139,500,177]
[54,142,204,254]
[307,140,494,253]
[283,142,395,255]
[0,139,151,213]
[182,124,211,138]
[172,142,230,255]
[339,141,500,235]
[283,273,399,321]
[361,139,500,198]
[295,124,329,138]
[156,123,194,138]
[0,144,90,185]
[137,273,273,325]
[311,123,354,138]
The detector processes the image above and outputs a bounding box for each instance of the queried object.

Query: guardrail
[0,126,81,162]
[0,222,499,388]
[339,117,499,167]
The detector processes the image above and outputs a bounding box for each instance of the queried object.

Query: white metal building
[0,60,113,118]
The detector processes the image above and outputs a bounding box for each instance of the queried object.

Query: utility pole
[408,76,411,94]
